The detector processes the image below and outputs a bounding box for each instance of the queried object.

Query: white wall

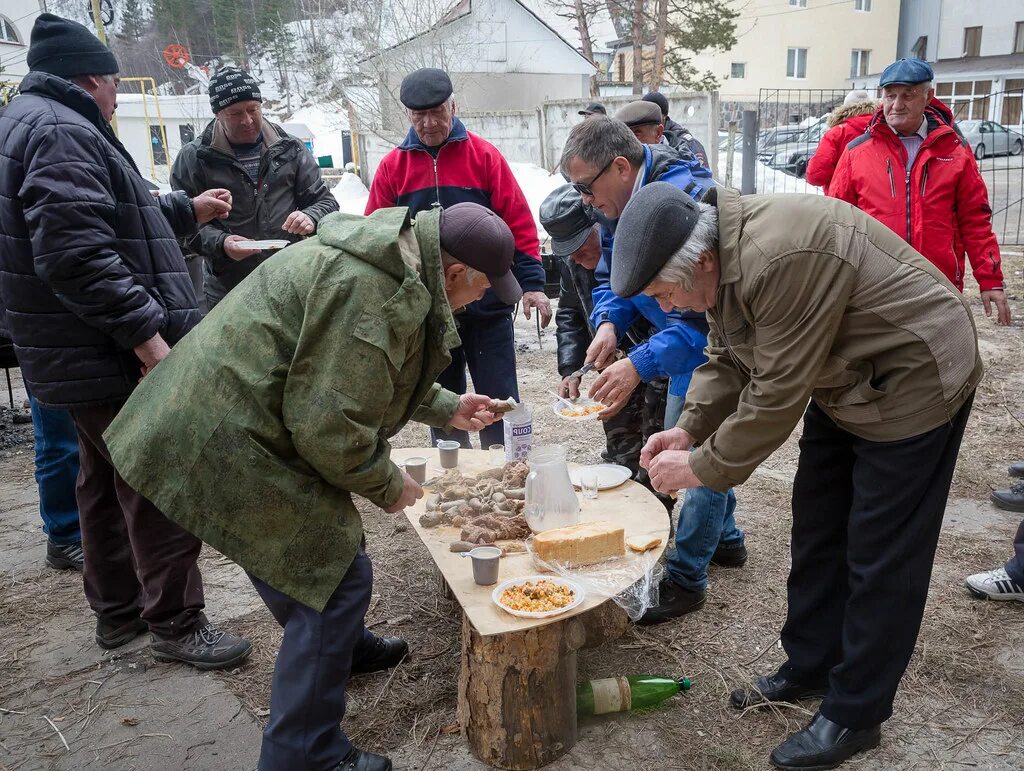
[934,1,1024,59]
[115,93,214,182]
[0,0,44,80]
[898,0,941,60]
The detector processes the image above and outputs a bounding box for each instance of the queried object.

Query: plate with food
[492,575,585,618]
[569,463,632,490]
[552,397,604,421]
[232,239,290,251]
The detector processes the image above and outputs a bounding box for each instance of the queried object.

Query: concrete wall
[934,1,1024,59]
[115,93,214,183]
[898,0,941,60]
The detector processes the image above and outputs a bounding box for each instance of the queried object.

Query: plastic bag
[524,536,664,621]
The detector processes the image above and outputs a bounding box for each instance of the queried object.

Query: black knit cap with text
[209,66,262,114]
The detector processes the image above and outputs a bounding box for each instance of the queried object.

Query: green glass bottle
[576,675,692,715]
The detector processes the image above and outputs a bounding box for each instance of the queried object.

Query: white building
[0,0,44,83]
[115,91,213,184]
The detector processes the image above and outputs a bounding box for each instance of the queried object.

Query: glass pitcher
[525,445,580,532]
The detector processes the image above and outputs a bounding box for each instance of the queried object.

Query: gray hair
[653,202,719,290]
[559,115,644,176]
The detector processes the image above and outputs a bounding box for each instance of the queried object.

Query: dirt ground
[3,253,1024,771]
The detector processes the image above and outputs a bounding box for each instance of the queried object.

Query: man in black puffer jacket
[0,13,251,670]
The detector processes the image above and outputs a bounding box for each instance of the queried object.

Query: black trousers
[780,396,972,729]
[250,546,375,771]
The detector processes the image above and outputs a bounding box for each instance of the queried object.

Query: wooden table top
[391,447,670,637]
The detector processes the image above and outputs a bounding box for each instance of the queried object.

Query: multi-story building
[0,0,45,85]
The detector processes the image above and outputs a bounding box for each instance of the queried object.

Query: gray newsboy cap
[540,185,595,257]
[615,100,663,128]
[611,182,701,297]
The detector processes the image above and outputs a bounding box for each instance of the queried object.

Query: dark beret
[400,68,454,110]
[614,101,663,128]
[611,182,701,297]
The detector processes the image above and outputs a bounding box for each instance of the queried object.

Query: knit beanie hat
[209,67,263,113]
[27,13,119,79]
[844,89,871,106]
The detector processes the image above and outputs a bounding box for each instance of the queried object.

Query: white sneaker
[964,567,1024,602]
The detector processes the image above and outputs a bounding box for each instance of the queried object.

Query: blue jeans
[666,482,744,591]
[30,394,81,545]
[664,392,685,430]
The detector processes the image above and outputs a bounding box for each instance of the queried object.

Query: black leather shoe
[636,577,705,625]
[991,480,1024,512]
[770,712,881,769]
[1009,462,1024,478]
[711,541,748,567]
[351,634,408,675]
[729,668,828,709]
[337,747,392,770]
[96,617,148,649]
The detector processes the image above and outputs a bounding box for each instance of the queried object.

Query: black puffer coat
[0,72,201,408]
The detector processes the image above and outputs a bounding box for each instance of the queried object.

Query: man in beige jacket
[612,182,980,770]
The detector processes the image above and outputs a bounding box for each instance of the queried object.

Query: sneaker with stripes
[965,567,1024,602]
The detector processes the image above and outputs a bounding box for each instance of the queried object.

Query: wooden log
[458,612,587,770]
[578,600,630,649]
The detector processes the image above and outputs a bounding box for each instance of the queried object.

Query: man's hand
[559,374,581,400]
[282,210,315,236]
[640,427,695,470]
[450,393,500,431]
[981,289,1012,326]
[134,333,171,378]
[521,291,553,328]
[648,450,703,494]
[193,189,232,224]
[383,470,424,513]
[585,322,618,370]
[223,234,253,262]
[589,358,641,420]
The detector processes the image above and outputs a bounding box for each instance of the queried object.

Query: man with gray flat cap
[616,100,671,147]
[104,201,518,771]
[617,181,981,769]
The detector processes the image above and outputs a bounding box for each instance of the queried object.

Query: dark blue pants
[431,314,519,449]
[250,547,375,771]
[781,397,972,730]
[30,394,81,545]
[1006,520,1024,586]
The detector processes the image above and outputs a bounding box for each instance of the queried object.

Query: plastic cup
[581,469,600,500]
[402,456,427,484]
[437,440,460,469]
[489,444,505,466]
[465,546,502,585]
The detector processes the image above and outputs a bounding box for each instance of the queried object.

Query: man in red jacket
[806,90,875,194]
[366,68,551,449]
[831,59,1010,325]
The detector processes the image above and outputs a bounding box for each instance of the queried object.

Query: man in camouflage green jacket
[103,203,520,771]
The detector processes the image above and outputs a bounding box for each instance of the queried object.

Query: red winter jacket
[830,98,1003,292]
[805,101,875,193]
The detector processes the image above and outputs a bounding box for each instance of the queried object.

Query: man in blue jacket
[559,116,746,622]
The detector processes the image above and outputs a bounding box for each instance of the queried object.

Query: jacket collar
[867,96,958,149]
[706,188,743,286]
[17,71,140,174]
[398,117,469,152]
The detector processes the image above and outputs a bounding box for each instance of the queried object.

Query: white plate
[552,397,604,421]
[569,464,632,491]
[233,239,290,251]
[492,575,585,618]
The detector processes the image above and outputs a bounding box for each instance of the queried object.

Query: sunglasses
[571,157,616,196]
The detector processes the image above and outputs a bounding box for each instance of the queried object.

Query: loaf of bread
[533,521,625,565]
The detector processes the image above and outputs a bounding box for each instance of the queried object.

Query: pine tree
[119,0,149,41]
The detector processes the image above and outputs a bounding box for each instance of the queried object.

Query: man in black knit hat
[171,66,338,309]
[0,13,251,670]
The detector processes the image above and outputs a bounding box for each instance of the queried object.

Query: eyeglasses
[571,157,616,196]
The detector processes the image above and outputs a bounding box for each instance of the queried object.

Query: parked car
[765,120,829,178]
[756,125,810,161]
[957,120,1024,159]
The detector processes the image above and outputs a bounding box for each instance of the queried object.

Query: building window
[730,62,746,79]
[617,53,626,82]
[850,49,870,78]
[963,26,982,57]
[0,15,22,43]
[854,0,871,10]
[179,124,196,145]
[1015,22,1024,54]
[912,35,928,60]
[789,0,807,6]
[787,47,807,79]
[150,126,168,166]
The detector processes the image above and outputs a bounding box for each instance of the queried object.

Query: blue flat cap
[879,58,934,87]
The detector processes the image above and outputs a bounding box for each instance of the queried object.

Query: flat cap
[615,100,663,128]
[611,182,701,297]
[539,185,596,257]
[439,203,523,305]
[578,102,607,116]
[400,68,453,110]
[879,58,934,87]
[642,92,670,117]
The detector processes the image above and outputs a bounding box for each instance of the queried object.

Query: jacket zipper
[952,240,961,284]
[886,159,896,197]
[919,161,929,197]
[432,155,441,206]
[905,168,912,243]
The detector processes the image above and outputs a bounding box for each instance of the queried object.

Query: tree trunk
[649,0,668,91]
[631,0,645,94]
[574,0,601,97]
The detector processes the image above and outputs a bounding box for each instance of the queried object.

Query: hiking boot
[46,540,84,571]
[337,747,392,770]
[96,617,148,649]
[636,577,706,625]
[965,567,1024,602]
[711,541,748,568]
[991,480,1024,512]
[351,634,408,675]
[151,622,252,670]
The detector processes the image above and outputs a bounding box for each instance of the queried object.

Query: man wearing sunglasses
[558,116,744,623]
